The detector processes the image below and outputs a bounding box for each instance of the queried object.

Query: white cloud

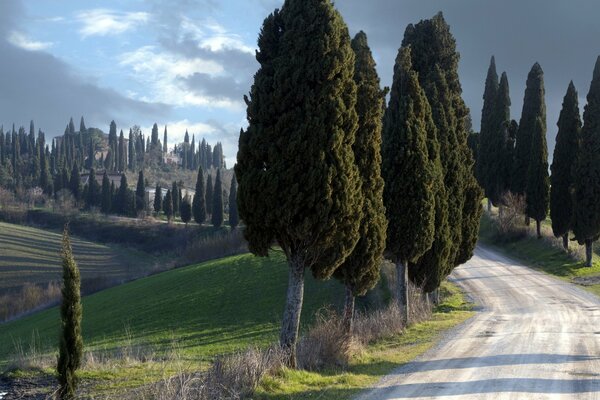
[7,31,53,51]
[180,18,255,54]
[75,9,149,38]
[119,45,242,110]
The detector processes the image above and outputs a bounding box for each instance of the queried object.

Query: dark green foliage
[573,57,600,249]
[180,195,192,225]
[128,129,136,171]
[163,126,168,154]
[205,173,213,216]
[236,0,361,366]
[171,181,180,216]
[228,174,239,229]
[487,72,512,206]
[526,117,550,226]
[193,166,206,224]
[57,226,83,400]
[211,169,224,228]
[334,31,386,330]
[135,170,145,212]
[382,46,435,266]
[153,184,162,214]
[69,162,80,203]
[101,172,111,214]
[163,189,173,221]
[116,174,128,215]
[402,13,482,291]
[86,168,100,209]
[551,82,582,240]
[151,123,159,149]
[478,56,499,190]
[513,63,546,195]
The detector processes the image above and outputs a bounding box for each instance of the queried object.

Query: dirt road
[358,246,600,399]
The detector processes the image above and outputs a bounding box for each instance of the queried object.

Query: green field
[0,250,346,366]
[0,222,153,293]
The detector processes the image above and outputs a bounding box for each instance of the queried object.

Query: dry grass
[0,282,61,322]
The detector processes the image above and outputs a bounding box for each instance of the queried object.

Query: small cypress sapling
[228,174,239,229]
[57,226,83,400]
[212,169,224,228]
[192,166,206,224]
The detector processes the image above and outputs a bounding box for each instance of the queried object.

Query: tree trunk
[585,239,593,267]
[525,215,530,226]
[431,288,440,306]
[396,260,409,324]
[562,234,569,251]
[536,220,542,239]
[280,257,305,369]
[487,199,492,213]
[421,290,430,308]
[343,284,355,335]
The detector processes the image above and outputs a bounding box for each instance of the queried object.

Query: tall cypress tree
[478,56,499,207]
[57,226,83,400]
[334,31,386,332]
[181,195,192,225]
[513,63,546,198]
[128,129,136,171]
[236,0,362,367]
[171,181,180,216]
[526,117,550,238]
[211,169,224,228]
[193,166,206,224]
[205,173,213,217]
[551,82,582,249]
[153,184,162,215]
[101,172,111,214]
[228,174,239,229]
[151,123,159,149]
[86,168,100,209]
[69,162,81,204]
[573,57,600,267]
[135,170,145,212]
[403,13,482,292]
[163,189,173,222]
[117,174,128,215]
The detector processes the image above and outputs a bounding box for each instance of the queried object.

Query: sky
[1,1,600,164]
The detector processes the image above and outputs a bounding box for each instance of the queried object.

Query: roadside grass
[479,212,600,295]
[0,221,154,293]
[253,282,473,400]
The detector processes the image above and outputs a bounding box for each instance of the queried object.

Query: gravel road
[357,246,600,399]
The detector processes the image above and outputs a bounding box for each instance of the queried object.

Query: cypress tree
[402,13,482,292]
[117,174,128,215]
[334,31,386,332]
[153,184,162,215]
[151,123,159,149]
[163,189,173,222]
[478,56,499,206]
[205,173,213,217]
[551,82,582,249]
[135,170,145,212]
[86,168,100,209]
[181,195,192,226]
[69,162,81,204]
[128,129,136,171]
[228,174,239,229]
[163,126,168,154]
[573,56,600,267]
[236,0,362,367]
[57,226,83,400]
[513,63,546,198]
[171,181,180,216]
[118,130,126,172]
[526,117,550,238]
[211,169,224,228]
[487,72,512,207]
[101,172,111,213]
[192,166,206,224]
[381,46,435,321]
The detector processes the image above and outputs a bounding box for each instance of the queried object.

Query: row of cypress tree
[236,0,481,368]
[477,55,600,267]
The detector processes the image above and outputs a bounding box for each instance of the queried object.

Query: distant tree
[381,46,436,321]
[211,169,224,228]
[128,129,136,171]
[171,181,180,216]
[334,31,386,332]
[550,82,581,250]
[153,184,162,215]
[118,130,126,172]
[69,162,81,204]
[235,0,361,367]
[205,173,213,217]
[163,189,173,222]
[116,174,128,215]
[151,123,159,149]
[101,172,111,213]
[79,117,86,134]
[192,166,206,224]
[573,56,600,267]
[57,226,83,400]
[180,195,192,226]
[228,174,238,229]
[86,168,100,209]
[163,126,168,154]
[135,170,145,212]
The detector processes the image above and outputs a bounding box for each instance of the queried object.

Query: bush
[494,191,527,241]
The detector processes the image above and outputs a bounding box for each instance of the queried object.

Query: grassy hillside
[0,222,153,293]
[0,250,346,366]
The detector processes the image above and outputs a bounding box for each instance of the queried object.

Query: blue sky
[3,0,600,163]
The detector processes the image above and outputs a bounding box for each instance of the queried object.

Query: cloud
[75,9,150,38]
[7,31,52,51]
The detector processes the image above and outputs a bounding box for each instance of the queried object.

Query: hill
[0,250,346,366]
